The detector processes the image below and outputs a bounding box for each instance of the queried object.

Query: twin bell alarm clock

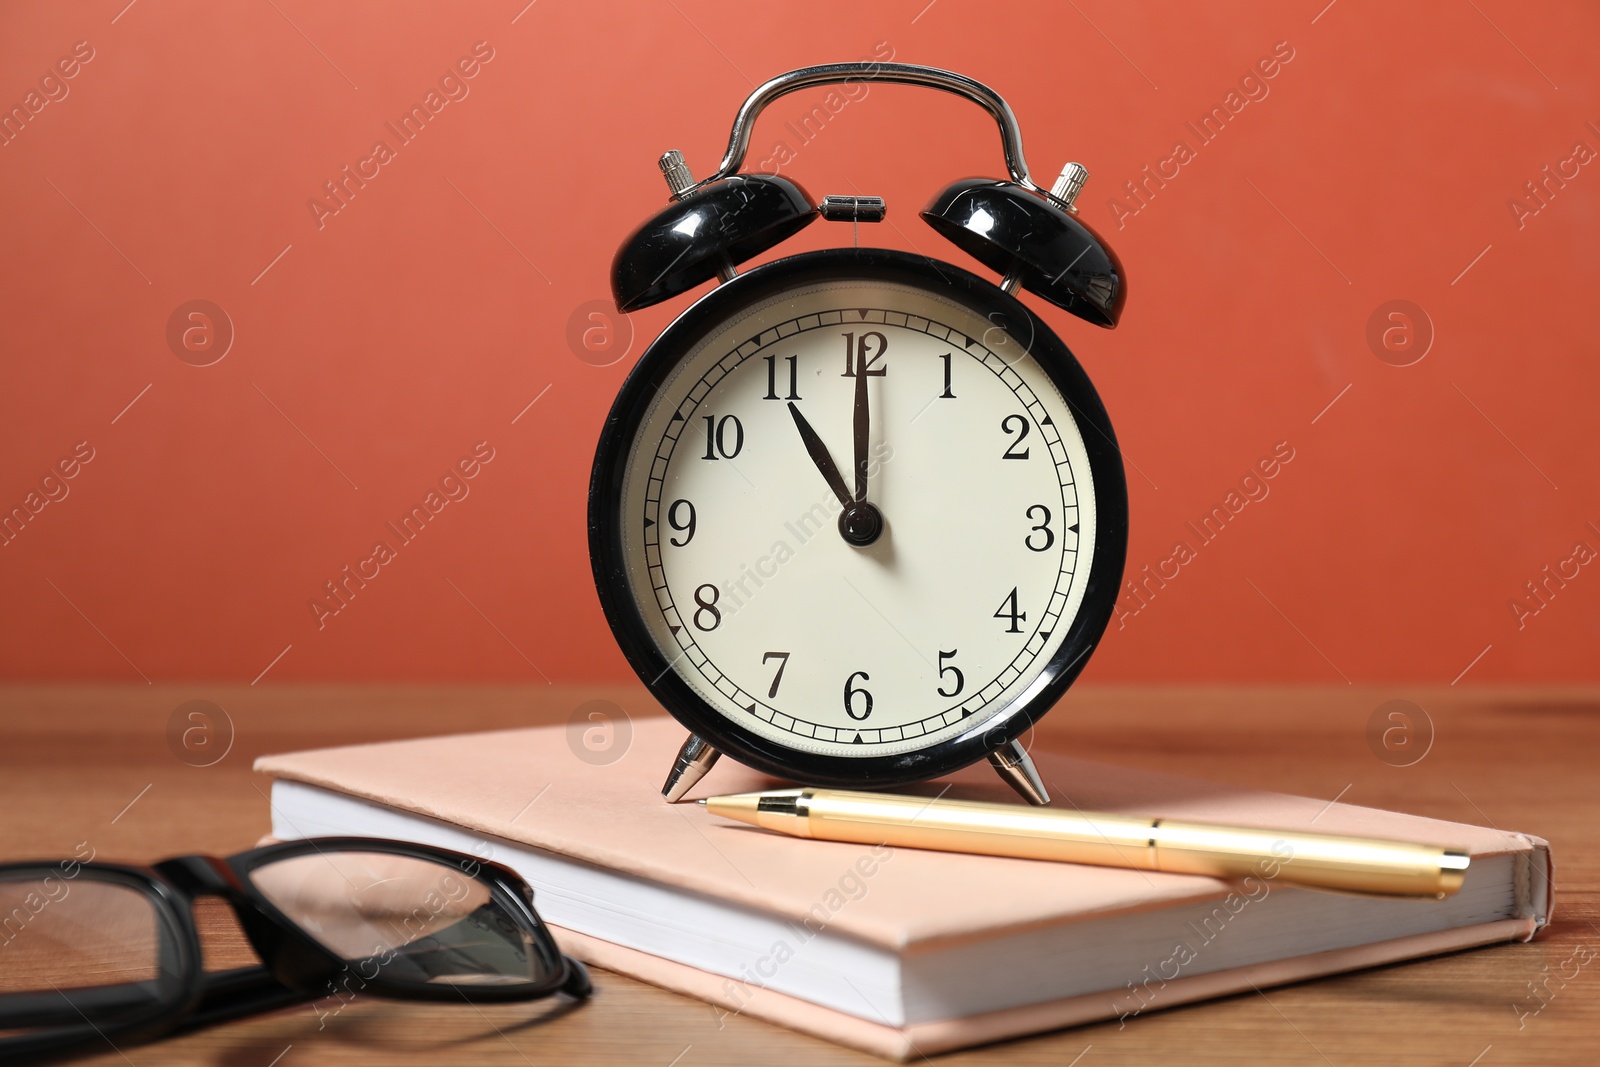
[588,63,1128,804]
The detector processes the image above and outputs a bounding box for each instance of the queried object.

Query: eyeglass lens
[248,851,552,989]
[0,873,184,1037]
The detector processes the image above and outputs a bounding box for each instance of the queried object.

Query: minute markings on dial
[638,306,1082,746]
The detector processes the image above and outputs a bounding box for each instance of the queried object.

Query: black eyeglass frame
[0,836,591,1064]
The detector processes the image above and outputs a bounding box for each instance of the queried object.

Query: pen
[700,788,1470,899]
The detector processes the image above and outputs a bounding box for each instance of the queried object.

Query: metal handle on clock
[690,62,1044,196]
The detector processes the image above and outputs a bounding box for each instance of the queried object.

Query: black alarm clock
[589,63,1127,804]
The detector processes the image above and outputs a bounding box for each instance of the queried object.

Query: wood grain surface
[1,684,1594,1066]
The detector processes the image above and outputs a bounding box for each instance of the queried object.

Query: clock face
[592,250,1125,784]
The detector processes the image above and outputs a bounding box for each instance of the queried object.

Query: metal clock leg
[989,740,1050,805]
[662,733,722,802]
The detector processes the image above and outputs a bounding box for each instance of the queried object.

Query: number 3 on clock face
[590,250,1127,788]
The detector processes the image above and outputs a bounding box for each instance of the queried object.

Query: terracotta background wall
[1,0,1596,686]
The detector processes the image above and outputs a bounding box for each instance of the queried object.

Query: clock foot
[661,733,722,803]
[988,740,1050,805]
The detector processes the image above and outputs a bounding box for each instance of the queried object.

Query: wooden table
[2,684,1594,1065]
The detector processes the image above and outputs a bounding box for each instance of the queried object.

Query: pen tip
[694,798,707,806]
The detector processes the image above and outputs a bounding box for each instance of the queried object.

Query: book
[254,717,1553,1060]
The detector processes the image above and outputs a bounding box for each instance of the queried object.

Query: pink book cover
[254,717,1553,1061]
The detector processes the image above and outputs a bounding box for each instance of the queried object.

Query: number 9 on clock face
[590,250,1127,787]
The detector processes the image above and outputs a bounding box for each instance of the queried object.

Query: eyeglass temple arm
[0,968,304,1038]
[562,956,594,998]
[690,62,1040,194]
[0,983,171,1028]
[172,965,311,1035]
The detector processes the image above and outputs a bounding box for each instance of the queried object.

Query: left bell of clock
[610,151,818,313]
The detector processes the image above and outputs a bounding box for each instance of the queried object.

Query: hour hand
[787,402,853,505]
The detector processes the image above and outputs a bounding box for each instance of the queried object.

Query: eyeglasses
[0,837,590,1063]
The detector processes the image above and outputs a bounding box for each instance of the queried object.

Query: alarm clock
[589,63,1127,804]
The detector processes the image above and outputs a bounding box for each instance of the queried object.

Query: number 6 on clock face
[590,250,1128,789]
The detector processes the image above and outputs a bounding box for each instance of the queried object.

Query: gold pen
[700,788,1470,899]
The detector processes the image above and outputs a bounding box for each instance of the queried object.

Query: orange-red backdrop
[2,0,1596,685]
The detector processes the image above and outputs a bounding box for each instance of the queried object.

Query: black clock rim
[588,247,1129,789]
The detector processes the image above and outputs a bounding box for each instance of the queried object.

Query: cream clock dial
[621,280,1094,758]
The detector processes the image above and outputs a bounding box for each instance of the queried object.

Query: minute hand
[787,402,853,505]
[853,354,873,501]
